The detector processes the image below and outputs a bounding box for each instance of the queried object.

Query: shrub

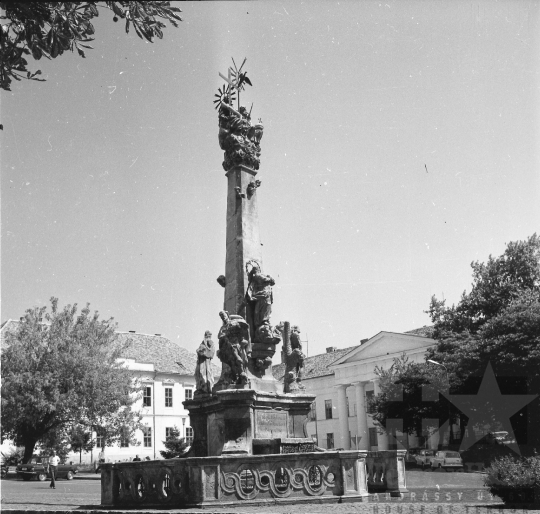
[1,447,24,466]
[461,440,516,467]
[485,455,540,505]
[160,426,189,459]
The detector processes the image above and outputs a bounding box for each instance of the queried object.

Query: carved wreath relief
[221,463,336,500]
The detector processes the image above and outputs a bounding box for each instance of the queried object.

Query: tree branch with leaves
[0,2,182,91]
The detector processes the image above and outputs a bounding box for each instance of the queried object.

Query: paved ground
[1,471,538,513]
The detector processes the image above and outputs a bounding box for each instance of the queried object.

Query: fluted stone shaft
[353,381,369,450]
[335,384,350,450]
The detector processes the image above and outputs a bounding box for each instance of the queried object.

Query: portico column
[352,381,369,450]
[335,384,350,450]
[372,379,389,450]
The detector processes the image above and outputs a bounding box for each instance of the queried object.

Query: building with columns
[273,328,436,451]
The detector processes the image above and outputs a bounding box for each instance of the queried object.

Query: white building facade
[274,329,441,452]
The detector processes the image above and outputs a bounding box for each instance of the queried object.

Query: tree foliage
[69,425,94,463]
[425,234,540,449]
[426,234,540,382]
[369,354,451,439]
[427,234,540,339]
[93,407,142,455]
[1,446,24,466]
[37,425,72,463]
[369,235,540,451]
[159,426,188,459]
[1,298,140,463]
[0,2,182,91]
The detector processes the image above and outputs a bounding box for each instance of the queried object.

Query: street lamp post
[427,359,453,448]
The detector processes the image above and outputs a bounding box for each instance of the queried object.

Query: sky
[2,1,539,357]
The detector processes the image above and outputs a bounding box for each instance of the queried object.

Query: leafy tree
[369,235,540,452]
[69,425,94,463]
[426,234,540,450]
[37,426,72,463]
[0,2,182,91]
[93,407,142,457]
[369,354,452,446]
[159,426,188,459]
[427,234,540,339]
[1,297,140,463]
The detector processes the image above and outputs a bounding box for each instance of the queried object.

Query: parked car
[415,449,436,469]
[429,450,464,471]
[405,448,422,468]
[16,456,78,481]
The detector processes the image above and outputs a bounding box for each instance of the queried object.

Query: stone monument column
[224,164,262,319]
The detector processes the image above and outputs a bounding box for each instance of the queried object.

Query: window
[185,427,194,445]
[96,429,105,449]
[325,399,333,419]
[309,401,317,420]
[120,428,129,448]
[143,426,152,447]
[165,387,173,407]
[143,386,152,407]
[365,390,374,414]
[165,427,175,439]
[185,388,193,401]
[369,427,378,448]
[326,433,334,449]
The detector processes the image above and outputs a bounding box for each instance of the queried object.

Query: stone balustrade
[101,450,407,508]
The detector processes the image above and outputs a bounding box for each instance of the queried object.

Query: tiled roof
[1,320,220,378]
[272,345,358,382]
[117,332,221,377]
[404,326,435,338]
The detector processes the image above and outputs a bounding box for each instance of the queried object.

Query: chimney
[326,346,337,353]
[360,338,368,345]
[129,330,136,333]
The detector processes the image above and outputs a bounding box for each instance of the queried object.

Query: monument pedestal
[185,389,316,457]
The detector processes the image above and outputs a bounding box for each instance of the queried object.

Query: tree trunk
[79,449,82,464]
[23,439,38,464]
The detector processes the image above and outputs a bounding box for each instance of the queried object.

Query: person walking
[48,450,60,489]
